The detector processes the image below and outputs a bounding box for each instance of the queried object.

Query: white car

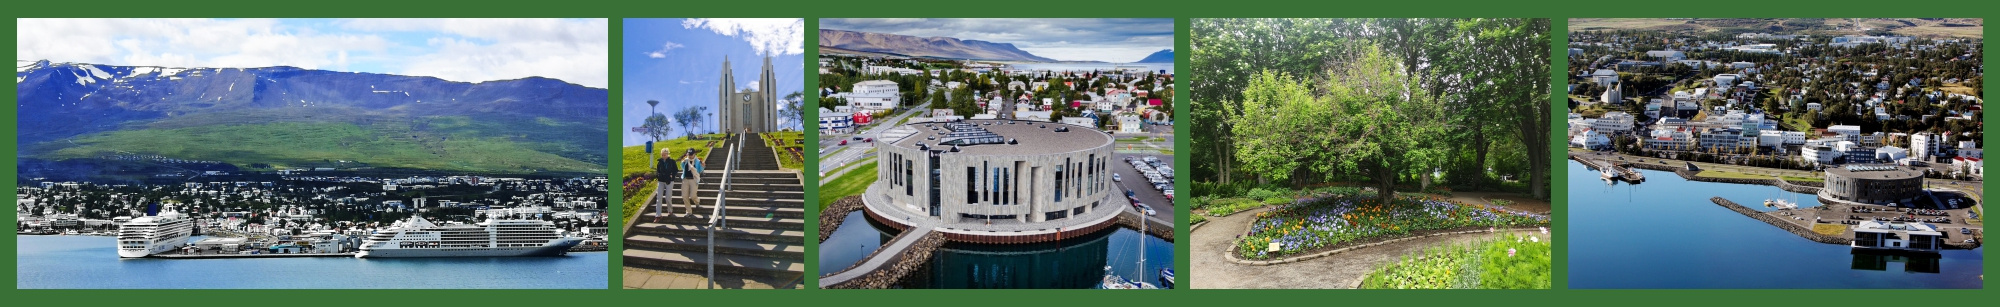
[1113,173,1122,182]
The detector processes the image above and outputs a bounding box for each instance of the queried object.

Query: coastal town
[16,174,612,256]
[1565,18,1982,289]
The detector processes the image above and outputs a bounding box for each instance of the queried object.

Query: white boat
[355,216,583,258]
[116,205,194,258]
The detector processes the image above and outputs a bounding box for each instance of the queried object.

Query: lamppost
[646,100,659,169]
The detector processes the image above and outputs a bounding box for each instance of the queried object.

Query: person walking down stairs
[654,148,678,221]
[680,148,705,217]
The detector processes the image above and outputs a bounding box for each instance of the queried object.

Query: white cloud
[16,18,608,88]
[682,18,803,56]
[19,18,390,70]
[645,41,684,58]
[341,18,609,88]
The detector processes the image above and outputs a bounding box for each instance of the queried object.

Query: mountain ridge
[818,29,1058,62]
[16,61,608,175]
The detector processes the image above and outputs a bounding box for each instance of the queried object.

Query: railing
[705,133,744,289]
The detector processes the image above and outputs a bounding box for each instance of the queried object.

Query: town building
[1823,164,1924,205]
[717,55,781,133]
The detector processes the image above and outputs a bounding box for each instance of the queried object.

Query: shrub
[1263,197,1292,205]
[1245,188,1286,200]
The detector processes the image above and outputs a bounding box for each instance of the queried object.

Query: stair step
[640,213,805,230]
[623,249,803,277]
[628,222,804,244]
[624,234,804,258]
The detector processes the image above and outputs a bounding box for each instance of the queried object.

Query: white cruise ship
[355,216,583,258]
[116,206,194,258]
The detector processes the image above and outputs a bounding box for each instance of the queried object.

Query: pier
[152,252,354,259]
[1709,197,1983,249]
[1569,152,1645,183]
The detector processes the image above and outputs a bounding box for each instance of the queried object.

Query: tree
[781,91,805,131]
[638,113,673,143]
[673,106,707,137]
[1231,45,1449,202]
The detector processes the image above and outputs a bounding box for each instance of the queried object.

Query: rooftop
[1826,164,1924,179]
[888,119,1112,156]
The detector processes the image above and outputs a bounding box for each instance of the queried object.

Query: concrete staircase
[624,133,805,287]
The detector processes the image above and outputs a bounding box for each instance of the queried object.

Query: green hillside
[45,121,601,174]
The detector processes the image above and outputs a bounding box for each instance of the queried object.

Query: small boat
[1159,268,1176,287]
[1098,266,1160,289]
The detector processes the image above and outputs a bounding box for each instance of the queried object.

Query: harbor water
[1566,161,1983,289]
[17,235,607,289]
[818,210,1175,288]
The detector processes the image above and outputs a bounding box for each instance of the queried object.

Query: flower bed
[1235,194,1547,260]
[1358,232,1552,289]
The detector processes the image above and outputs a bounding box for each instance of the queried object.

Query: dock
[151,252,354,259]
[1570,152,1645,183]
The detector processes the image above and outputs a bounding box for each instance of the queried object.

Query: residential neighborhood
[1568,18,1983,180]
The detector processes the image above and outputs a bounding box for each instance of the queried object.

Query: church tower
[717,55,781,133]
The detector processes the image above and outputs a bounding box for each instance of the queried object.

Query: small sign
[1268,242,1282,253]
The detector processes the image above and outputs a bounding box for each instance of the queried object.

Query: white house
[848,80,901,112]
[818,108,853,134]
[1117,113,1144,134]
[1591,69,1619,86]
[1571,129,1611,150]
[1060,117,1096,129]
[1593,112,1634,133]
[1876,146,1909,161]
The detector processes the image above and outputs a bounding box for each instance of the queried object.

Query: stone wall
[821,230,946,289]
[1710,197,1852,245]
[820,196,865,243]
[1116,212,1175,242]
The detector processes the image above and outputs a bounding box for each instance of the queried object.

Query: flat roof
[1826,164,1923,179]
[888,119,1112,156]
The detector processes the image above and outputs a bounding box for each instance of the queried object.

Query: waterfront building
[1823,164,1924,205]
[873,119,1117,225]
[1852,221,1942,251]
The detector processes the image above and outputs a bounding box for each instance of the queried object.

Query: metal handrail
[705,133,744,289]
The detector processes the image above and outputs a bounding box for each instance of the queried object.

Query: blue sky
[622,18,805,146]
[16,18,608,88]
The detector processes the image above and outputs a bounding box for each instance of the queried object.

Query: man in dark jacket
[654,148,678,220]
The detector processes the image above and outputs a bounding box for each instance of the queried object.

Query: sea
[16,235,607,289]
[819,211,1175,288]
[1566,161,1983,289]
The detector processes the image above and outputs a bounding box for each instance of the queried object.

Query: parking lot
[1112,153,1176,223]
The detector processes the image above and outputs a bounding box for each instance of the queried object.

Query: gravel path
[1190,206,1540,289]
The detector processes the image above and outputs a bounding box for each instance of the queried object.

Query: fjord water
[17,235,607,289]
[818,210,1175,288]
[1566,161,1983,289]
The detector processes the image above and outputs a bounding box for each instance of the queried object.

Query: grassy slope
[818,160,878,210]
[49,121,599,173]
[762,131,805,170]
[619,136,724,222]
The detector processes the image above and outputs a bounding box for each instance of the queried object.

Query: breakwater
[1709,197,1852,245]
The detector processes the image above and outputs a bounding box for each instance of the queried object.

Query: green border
[0,0,1990,302]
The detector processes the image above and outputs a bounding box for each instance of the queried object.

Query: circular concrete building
[862,119,1123,243]
[1823,164,1925,205]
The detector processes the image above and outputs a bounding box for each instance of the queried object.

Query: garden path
[1191,205,1537,289]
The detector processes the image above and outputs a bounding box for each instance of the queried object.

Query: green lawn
[623,135,724,178]
[762,131,805,170]
[818,160,878,210]
[620,183,657,223]
[1695,170,1775,180]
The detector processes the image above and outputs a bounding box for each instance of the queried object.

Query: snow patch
[80,65,112,80]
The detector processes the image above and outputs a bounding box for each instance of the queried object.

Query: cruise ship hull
[356,238,584,258]
[118,236,192,258]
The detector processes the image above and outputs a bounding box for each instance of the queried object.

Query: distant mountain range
[819,29,1058,62]
[15,60,608,176]
[1134,49,1173,63]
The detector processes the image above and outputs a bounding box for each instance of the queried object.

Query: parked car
[1137,203,1156,216]
[1112,173,1121,182]
[853,136,863,140]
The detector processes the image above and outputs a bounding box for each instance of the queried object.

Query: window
[1055,164,1065,202]
[967,167,978,204]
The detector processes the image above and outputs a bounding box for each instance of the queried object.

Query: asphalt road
[1112,153,1175,223]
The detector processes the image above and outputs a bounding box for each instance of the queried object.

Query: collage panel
[15,18,612,289]
[1565,18,1984,289]
[1187,18,1556,289]
[814,18,1178,289]
[617,18,809,289]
